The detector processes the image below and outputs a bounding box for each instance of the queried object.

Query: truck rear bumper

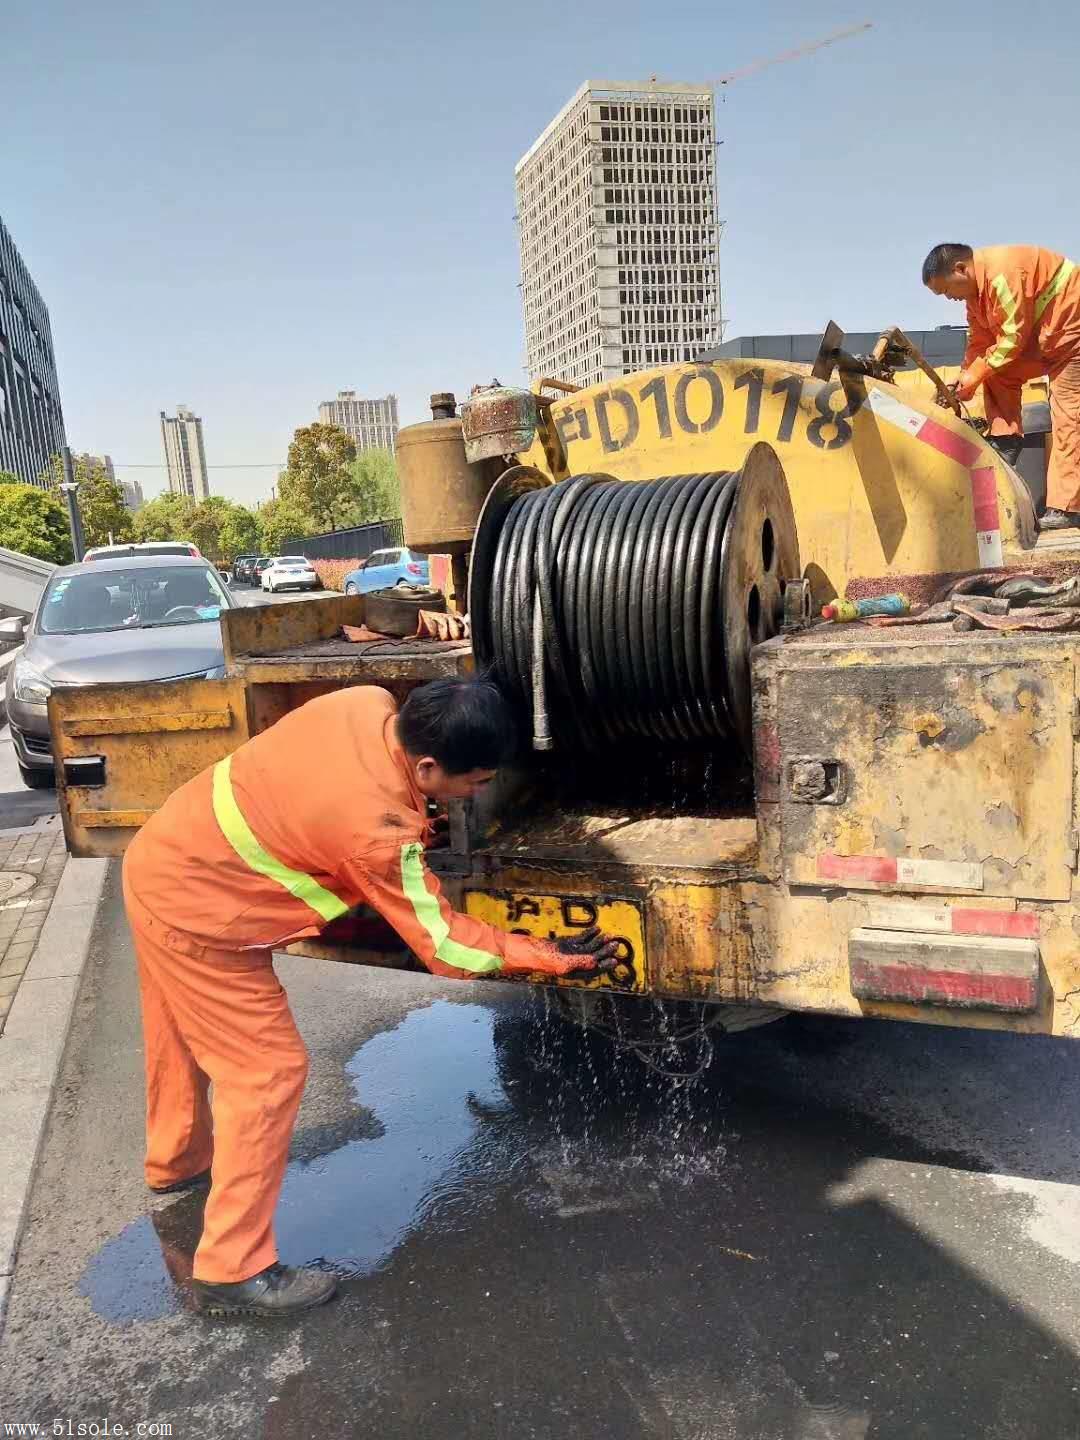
[849,926,1041,1013]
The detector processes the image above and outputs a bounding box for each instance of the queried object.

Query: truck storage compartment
[758,622,1076,902]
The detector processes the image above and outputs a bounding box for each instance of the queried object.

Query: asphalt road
[0,586,321,830]
[3,859,1080,1438]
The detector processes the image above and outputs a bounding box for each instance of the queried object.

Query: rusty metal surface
[397,409,495,553]
[230,633,472,687]
[776,655,1074,900]
[460,385,537,464]
[220,594,364,671]
[50,678,251,858]
[474,807,758,878]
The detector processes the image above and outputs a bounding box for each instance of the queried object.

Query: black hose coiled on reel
[476,470,736,750]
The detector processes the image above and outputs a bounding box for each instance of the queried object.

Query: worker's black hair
[922,243,973,284]
[398,677,517,774]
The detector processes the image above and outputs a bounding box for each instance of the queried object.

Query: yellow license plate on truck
[464,889,647,991]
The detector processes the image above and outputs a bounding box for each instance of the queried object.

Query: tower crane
[708,21,873,93]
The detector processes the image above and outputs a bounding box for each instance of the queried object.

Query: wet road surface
[3,863,1080,1437]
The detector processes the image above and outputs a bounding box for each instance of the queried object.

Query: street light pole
[58,446,86,561]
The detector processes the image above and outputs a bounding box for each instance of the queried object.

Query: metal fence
[283,519,403,562]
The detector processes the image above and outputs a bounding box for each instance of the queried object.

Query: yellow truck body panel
[46,357,1080,1039]
[523,358,1038,604]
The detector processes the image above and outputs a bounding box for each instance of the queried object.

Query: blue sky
[4,0,1077,506]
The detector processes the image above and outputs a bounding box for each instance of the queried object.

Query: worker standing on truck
[122,678,619,1319]
[922,242,1080,530]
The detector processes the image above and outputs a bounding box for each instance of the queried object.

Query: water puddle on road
[78,997,734,1323]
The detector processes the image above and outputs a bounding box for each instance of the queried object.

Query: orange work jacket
[964,245,1080,386]
[124,686,571,981]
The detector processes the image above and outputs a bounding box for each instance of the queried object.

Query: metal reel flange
[720,442,801,753]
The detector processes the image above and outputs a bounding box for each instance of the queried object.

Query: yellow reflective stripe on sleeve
[1035,258,1076,322]
[399,842,502,974]
[211,756,348,923]
[987,272,1021,369]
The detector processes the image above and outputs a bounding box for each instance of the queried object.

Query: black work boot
[1039,508,1080,532]
[148,1168,211,1195]
[192,1262,337,1318]
[988,434,1024,467]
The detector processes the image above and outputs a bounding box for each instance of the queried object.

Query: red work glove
[503,926,622,980]
[952,369,980,403]
[553,926,622,979]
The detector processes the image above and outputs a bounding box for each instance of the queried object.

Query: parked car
[4,555,234,790]
[261,556,320,593]
[231,554,261,585]
[342,548,429,595]
[84,541,201,561]
[252,557,274,586]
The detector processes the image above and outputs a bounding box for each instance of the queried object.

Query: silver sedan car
[5,555,234,789]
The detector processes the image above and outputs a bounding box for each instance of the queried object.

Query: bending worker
[122,677,619,1319]
[922,242,1080,530]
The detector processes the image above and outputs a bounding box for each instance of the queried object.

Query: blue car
[343,547,430,595]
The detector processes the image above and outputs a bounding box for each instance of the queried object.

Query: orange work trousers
[122,862,308,1284]
[982,351,1080,513]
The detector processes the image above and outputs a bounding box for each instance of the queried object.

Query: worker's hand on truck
[937,370,978,406]
[553,926,622,980]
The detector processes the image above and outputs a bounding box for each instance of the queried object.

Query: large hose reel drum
[469,442,800,756]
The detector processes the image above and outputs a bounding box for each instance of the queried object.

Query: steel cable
[481,471,744,749]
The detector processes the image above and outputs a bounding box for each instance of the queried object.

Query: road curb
[0,846,109,1336]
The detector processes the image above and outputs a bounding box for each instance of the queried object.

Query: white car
[261,556,320,593]
[84,540,202,561]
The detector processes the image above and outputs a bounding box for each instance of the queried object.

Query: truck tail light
[407,562,423,575]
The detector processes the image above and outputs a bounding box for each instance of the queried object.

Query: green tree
[130,489,264,561]
[77,467,134,549]
[279,423,357,531]
[186,496,232,558]
[184,496,266,561]
[133,492,198,543]
[0,484,73,564]
[0,471,23,486]
[39,454,134,549]
[217,503,261,562]
[342,449,401,526]
[257,497,317,555]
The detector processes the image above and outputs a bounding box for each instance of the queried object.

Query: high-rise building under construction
[515,80,722,387]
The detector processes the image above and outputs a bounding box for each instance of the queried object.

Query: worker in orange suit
[922,242,1080,529]
[122,678,619,1319]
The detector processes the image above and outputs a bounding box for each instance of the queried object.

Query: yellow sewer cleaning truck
[50,339,1080,1041]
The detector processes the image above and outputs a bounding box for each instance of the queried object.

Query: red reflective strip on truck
[951,908,1040,939]
[819,854,984,891]
[866,902,1040,937]
[916,416,983,469]
[969,466,1001,534]
[867,388,1004,570]
[850,960,1037,1012]
[849,927,1040,1013]
[818,854,898,883]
